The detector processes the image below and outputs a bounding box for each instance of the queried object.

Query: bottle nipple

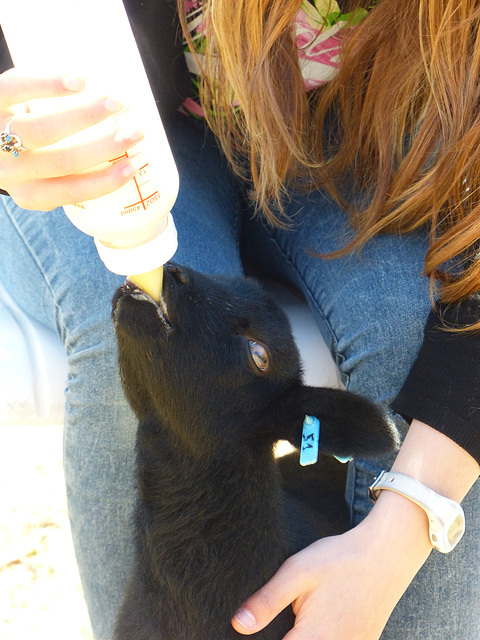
[128,267,164,302]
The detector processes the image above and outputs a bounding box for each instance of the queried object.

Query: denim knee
[243,192,432,404]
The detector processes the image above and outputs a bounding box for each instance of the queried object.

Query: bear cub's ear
[269,384,399,459]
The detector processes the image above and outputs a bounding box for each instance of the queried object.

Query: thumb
[232,558,302,635]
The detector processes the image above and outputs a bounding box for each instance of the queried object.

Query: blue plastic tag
[299,415,353,466]
[300,415,320,466]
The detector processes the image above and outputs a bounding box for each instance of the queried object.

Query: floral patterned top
[181,0,368,117]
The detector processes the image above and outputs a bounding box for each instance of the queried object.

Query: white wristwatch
[369,471,465,553]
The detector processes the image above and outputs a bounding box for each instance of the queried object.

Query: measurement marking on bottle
[110,152,129,162]
[120,191,160,215]
[110,151,155,211]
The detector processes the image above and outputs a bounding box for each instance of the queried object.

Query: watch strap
[369,470,465,553]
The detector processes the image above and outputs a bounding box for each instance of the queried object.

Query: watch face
[447,514,465,547]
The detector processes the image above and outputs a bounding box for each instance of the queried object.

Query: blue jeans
[1,114,478,639]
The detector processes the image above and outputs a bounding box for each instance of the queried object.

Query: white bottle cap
[94,212,178,275]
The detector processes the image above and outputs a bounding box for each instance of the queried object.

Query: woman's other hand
[0,69,143,210]
[232,490,433,640]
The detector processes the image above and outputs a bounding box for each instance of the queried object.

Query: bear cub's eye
[248,340,269,372]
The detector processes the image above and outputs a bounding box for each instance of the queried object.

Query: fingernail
[104,96,125,113]
[234,608,257,630]
[116,127,144,146]
[122,158,141,180]
[62,74,85,92]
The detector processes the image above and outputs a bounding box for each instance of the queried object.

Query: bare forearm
[391,419,480,502]
[362,419,479,578]
[352,418,480,619]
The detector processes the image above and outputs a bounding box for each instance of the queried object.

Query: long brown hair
[178,0,480,323]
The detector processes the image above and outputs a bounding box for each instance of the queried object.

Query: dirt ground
[0,424,93,640]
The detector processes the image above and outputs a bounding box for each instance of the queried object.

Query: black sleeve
[0,28,12,196]
[393,296,480,465]
[0,26,13,73]
[122,0,191,124]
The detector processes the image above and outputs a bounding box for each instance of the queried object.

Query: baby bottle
[1,0,179,301]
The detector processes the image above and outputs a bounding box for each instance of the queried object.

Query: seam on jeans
[2,202,66,344]
[259,221,351,390]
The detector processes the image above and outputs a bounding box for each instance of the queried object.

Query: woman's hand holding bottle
[0,68,142,211]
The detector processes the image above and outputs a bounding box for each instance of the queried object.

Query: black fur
[112,264,398,640]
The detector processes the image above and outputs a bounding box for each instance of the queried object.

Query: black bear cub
[112,264,398,640]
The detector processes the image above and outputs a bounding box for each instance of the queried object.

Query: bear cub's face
[113,264,302,441]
